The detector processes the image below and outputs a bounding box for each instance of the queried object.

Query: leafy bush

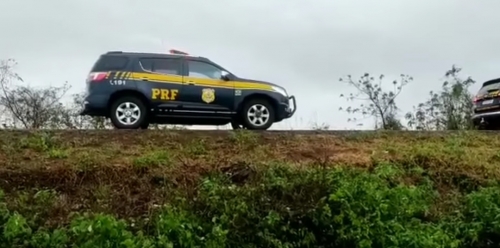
[0,164,499,247]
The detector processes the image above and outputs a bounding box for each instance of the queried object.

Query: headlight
[272,86,288,96]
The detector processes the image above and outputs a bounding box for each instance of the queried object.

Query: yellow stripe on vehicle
[185,77,273,90]
[129,72,184,83]
[127,72,274,91]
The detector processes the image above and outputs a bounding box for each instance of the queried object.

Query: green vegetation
[0,130,500,247]
[339,66,476,130]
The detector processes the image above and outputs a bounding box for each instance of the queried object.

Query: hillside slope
[0,130,499,247]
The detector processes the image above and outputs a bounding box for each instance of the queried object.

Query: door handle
[141,78,149,82]
[186,81,196,85]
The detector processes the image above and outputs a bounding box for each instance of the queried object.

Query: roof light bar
[169,49,189,55]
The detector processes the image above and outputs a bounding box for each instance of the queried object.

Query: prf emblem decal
[201,88,215,103]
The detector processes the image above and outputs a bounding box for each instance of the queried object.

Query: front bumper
[285,95,296,118]
[277,95,296,120]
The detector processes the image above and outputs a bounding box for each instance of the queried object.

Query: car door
[179,59,235,115]
[135,57,185,110]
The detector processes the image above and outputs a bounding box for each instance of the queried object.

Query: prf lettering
[151,88,178,100]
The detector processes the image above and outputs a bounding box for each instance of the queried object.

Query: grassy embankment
[0,130,500,247]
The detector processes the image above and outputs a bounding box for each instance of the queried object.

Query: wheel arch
[238,93,279,117]
[107,90,150,116]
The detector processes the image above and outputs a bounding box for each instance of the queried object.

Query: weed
[74,152,102,171]
[8,189,57,228]
[311,122,330,130]
[18,131,60,152]
[46,148,68,159]
[182,139,207,156]
[229,129,258,148]
[133,150,172,169]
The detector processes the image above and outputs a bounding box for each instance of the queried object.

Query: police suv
[80,50,296,130]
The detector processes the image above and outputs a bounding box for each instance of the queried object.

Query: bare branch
[339,73,412,130]
[0,59,74,129]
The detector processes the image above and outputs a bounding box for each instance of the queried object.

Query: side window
[139,59,153,71]
[188,60,222,80]
[139,58,180,75]
[92,56,129,71]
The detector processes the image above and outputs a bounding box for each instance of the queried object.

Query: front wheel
[240,98,275,130]
[109,96,148,129]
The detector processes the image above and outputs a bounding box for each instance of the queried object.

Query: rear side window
[478,82,500,95]
[91,55,129,71]
[139,58,181,75]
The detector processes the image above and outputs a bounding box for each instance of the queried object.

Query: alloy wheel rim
[116,102,141,125]
[247,104,269,126]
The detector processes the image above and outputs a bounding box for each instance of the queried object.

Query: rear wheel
[240,98,275,130]
[485,122,500,130]
[140,122,150,129]
[109,96,148,129]
[475,118,500,130]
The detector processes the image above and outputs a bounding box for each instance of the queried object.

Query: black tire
[476,121,487,130]
[240,98,275,130]
[231,121,241,130]
[476,119,500,130]
[109,96,148,129]
[140,122,150,129]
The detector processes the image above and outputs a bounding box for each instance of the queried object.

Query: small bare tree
[0,59,22,127]
[405,65,475,130]
[0,59,71,129]
[339,73,413,130]
[58,92,112,129]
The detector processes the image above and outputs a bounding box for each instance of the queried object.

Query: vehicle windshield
[478,82,500,95]
[210,59,237,78]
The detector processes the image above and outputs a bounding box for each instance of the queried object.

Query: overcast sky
[1,0,499,130]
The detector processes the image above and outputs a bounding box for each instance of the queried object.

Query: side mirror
[221,71,231,81]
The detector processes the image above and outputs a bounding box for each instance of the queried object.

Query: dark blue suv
[80,50,296,130]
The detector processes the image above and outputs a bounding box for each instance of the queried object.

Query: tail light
[473,96,479,103]
[86,72,107,83]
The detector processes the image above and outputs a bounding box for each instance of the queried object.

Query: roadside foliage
[0,130,499,247]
